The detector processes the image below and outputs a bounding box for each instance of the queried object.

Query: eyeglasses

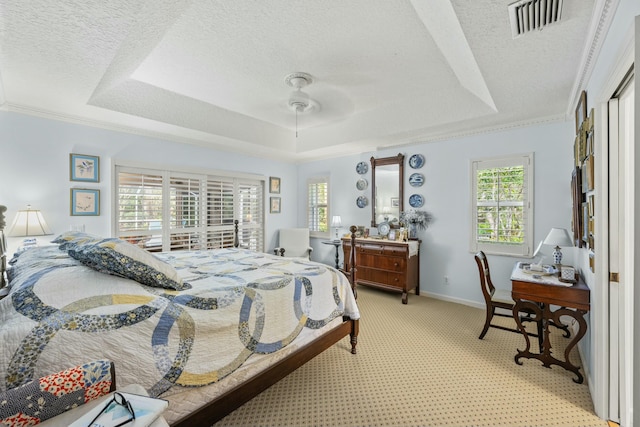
[87,391,136,427]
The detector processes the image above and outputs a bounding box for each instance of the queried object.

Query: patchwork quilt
[0,246,359,398]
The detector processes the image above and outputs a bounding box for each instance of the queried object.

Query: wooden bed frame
[0,211,359,426]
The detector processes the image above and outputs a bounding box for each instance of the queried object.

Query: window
[307,177,329,238]
[115,165,264,252]
[471,153,533,257]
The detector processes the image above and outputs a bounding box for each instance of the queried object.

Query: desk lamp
[331,215,342,240]
[543,228,573,266]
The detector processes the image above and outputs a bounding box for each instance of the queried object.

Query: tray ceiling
[0,0,598,161]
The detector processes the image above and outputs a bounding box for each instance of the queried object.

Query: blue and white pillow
[60,235,189,291]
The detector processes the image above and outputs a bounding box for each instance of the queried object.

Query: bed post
[234,219,239,248]
[347,225,357,298]
[347,225,358,354]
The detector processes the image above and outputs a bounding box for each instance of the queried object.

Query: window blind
[471,154,533,257]
[307,177,329,237]
[115,166,264,252]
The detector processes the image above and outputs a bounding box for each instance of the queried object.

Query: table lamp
[542,227,573,266]
[7,205,53,245]
[331,215,342,240]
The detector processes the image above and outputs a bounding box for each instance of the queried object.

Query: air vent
[508,0,563,38]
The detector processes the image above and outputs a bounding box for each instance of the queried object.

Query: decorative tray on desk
[520,263,558,276]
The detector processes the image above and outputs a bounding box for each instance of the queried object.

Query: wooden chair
[274,228,313,259]
[474,251,540,340]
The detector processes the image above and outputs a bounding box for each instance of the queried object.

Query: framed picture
[70,153,100,182]
[71,188,100,216]
[388,229,396,241]
[270,197,281,213]
[269,177,281,194]
[582,202,589,243]
[390,197,399,208]
[571,167,584,248]
[575,90,587,134]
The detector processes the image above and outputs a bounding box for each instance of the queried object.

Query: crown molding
[567,0,619,113]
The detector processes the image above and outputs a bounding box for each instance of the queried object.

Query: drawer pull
[394,262,399,267]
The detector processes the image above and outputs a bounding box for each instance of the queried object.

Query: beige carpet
[214,286,607,427]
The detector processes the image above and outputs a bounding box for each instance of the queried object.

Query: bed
[0,211,359,426]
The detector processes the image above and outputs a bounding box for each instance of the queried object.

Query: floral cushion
[0,360,114,426]
[67,238,190,291]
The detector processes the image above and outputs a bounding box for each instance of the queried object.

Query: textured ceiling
[0,0,599,161]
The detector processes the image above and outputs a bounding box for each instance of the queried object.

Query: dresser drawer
[358,243,408,257]
[358,267,406,289]
[358,253,405,272]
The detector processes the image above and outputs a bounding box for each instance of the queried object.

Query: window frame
[307,176,330,239]
[470,153,534,257]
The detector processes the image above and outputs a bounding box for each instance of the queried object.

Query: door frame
[590,19,638,421]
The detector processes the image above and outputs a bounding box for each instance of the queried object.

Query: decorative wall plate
[356,195,368,208]
[409,194,424,208]
[377,221,390,237]
[409,154,425,169]
[356,161,368,174]
[356,178,368,191]
[409,173,424,187]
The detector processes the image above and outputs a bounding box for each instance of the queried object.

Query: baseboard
[418,290,484,310]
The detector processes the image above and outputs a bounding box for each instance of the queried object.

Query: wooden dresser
[342,237,420,304]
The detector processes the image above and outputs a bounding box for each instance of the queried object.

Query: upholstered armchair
[274,228,313,259]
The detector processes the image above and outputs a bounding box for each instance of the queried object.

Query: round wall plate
[409,154,425,169]
[409,194,424,208]
[356,161,368,174]
[409,173,424,187]
[356,178,368,190]
[356,195,368,208]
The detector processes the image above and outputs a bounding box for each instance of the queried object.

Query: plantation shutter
[236,179,264,251]
[115,165,264,252]
[471,154,534,256]
[168,173,203,251]
[307,177,329,237]
[205,177,236,249]
[116,169,164,250]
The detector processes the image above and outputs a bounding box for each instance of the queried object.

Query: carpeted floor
[214,286,607,426]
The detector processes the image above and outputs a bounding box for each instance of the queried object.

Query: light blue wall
[299,120,575,307]
[0,111,297,253]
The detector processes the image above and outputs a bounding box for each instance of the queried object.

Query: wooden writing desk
[510,263,590,383]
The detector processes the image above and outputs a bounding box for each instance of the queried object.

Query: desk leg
[514,299,587,384]
[513,299,542,360]
[550,307,587,383]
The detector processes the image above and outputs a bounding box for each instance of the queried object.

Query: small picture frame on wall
[575,90,587,134]
[71,188,100,216]
[270,197,281,213]
[269,177,281,194]
[390,197,399,208]
[70,153,100,182]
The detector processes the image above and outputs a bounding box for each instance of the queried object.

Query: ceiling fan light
[288,89,311,112]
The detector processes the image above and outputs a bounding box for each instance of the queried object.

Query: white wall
[300,120,575,307]
[0,111,298,253]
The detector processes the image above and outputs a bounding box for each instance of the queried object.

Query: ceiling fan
[284,72,319,136]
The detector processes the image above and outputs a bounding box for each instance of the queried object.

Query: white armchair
[274,228,313,259]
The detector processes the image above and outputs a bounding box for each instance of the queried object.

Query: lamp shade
[542,228,573,247]
[7,206,52,237]
[331,215,342,228]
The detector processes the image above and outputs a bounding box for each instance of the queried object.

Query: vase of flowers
[399,209,433,239]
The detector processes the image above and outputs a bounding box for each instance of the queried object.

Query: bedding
[0,243,359,411]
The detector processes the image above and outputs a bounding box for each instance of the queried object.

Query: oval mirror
[370,153,404,228]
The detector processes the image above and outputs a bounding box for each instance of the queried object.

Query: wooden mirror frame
[370,153,404,228]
